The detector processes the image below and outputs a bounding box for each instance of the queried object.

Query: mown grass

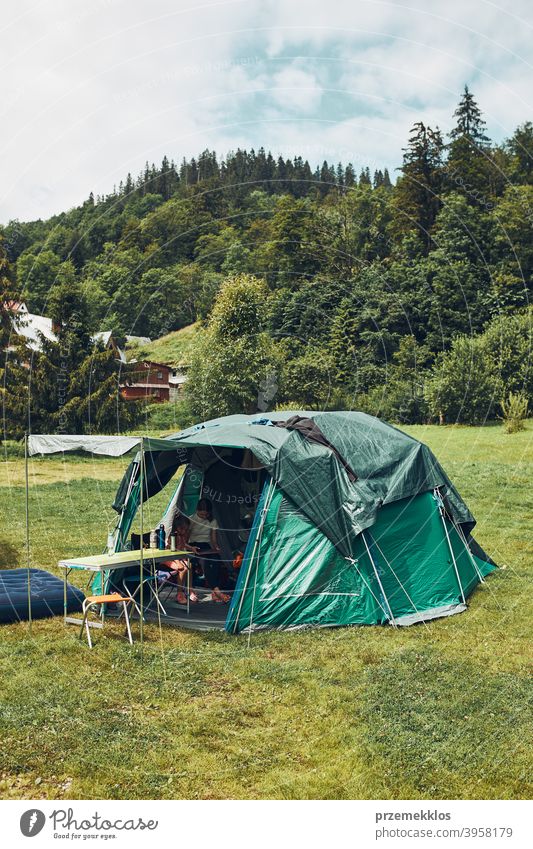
[0,423,531,800]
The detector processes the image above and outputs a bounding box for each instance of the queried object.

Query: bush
[364,379,429,424]
[425,335,504,424]
[484,309,533,400]
[279,347,335,410]
[500,392,528,433]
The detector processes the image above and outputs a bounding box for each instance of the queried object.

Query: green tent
[109,411,495,633]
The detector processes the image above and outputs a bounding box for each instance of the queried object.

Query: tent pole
[24,433,32,632]
[362,530,397,627]
[139,438,144,654]
[434,489,466,606]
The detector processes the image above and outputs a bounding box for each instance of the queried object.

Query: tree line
[1,86,532,434]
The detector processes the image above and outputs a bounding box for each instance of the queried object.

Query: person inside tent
[161,514,199,605]
[189,498,230,603]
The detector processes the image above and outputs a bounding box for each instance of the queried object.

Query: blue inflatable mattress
[0,568,85,624]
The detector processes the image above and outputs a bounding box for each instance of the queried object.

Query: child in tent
[163,514,199,605]
[189,498,230,603]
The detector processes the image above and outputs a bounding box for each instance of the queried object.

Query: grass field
[127,322,200,367]
[0,423,531,800]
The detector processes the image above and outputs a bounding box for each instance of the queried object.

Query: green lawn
[0,424,531,800]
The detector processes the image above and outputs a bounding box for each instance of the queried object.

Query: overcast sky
[1,0,532,222]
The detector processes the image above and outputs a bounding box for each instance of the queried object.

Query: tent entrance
[116,448,269,631]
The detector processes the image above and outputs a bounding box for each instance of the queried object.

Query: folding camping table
[58,549,190,630]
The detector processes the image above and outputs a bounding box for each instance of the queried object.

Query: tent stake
[434,489,466,606]
[362,531,397,627]
[24,433,32,632]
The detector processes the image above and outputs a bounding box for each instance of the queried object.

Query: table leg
[63,567,69,625]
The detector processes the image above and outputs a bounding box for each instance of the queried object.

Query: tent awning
[28,435,141,457]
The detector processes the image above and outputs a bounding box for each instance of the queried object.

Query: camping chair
[157,568,181,605]
[79,593,134,649]
[121,571,168,618]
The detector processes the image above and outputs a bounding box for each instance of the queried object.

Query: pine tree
[449,85,489,145]
[157,155,171,199]
[277,156,288,193]
[395,121,444,249]
[345,163,356,189]
[253,147,271,189]
[319,161,335,196]
[197,150,220,182]
[124,173,134,196]
[506,122,533,184]
[301,159,313,191]
[359,167,372,187]
[142,161,151,195]
[446,86,493,204]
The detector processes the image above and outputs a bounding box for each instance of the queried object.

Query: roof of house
[93,330,112,346]
[12,310,56,351]
[4,301,28,313]
[93,330,127,363]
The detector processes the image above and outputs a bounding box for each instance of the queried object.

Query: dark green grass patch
[361,647,533,800]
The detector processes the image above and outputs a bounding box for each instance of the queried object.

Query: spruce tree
[446,86,493,204]
[395,121,444,249]
[449,85,489,145]
[358,167,371,187]
[344,163,356,188]
[506,122,533,184]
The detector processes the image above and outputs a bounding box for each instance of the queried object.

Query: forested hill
[3,150,394,338]
[1,86,532,431]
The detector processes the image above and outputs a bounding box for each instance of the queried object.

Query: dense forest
[1,87,532,434]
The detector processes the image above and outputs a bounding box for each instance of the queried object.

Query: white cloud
[269,65,322,112]
[1,0,532,221]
